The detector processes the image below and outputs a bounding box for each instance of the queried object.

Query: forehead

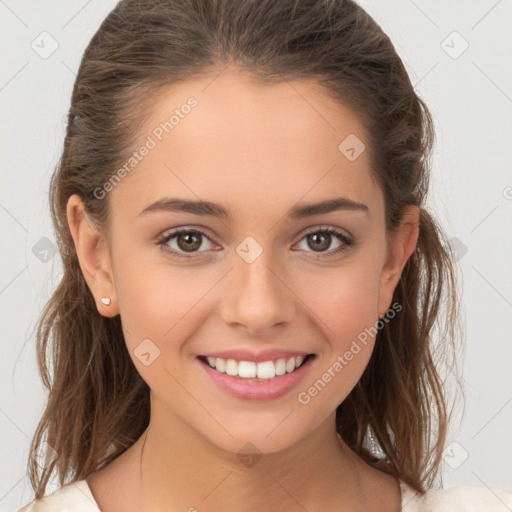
[109,67,382,223]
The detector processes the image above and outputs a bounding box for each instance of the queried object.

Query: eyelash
[155,226,355,261]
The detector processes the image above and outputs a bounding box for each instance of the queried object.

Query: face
[68,66,418,455]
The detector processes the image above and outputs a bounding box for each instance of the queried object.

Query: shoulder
[18,480,100,512]
[400,480,512,511]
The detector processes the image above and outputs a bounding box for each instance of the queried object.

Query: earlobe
[377,205,420,318]
[66,194,119,318]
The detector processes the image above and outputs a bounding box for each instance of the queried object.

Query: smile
[197,354,316,401]
[199,354,313,381]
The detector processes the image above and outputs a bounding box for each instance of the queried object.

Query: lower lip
[198,356,314,401]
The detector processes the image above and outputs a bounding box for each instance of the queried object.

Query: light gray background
[1,1,511,510]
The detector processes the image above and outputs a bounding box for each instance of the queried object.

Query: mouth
[197,352,316,400]
[197,353,315,381]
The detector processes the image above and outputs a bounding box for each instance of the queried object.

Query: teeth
[275,358,287,376]
[225,359,238,376]
[215,357,225,373]
[239,360,257,378]
[256,361,275,379]
[203,355,307,380]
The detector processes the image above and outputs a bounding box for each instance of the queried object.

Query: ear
[376,205,420,319]
[66,194,119,318]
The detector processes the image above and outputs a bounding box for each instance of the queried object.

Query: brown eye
[306,232,332,252]
[295,227,354,259]
[176,232,203,252]
[157,228,216,259]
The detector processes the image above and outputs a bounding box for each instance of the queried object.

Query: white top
[18,478,512,511]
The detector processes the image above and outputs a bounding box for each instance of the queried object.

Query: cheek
[112,229,205,335]
[295,259,383,407]
[112,266,196,400]
[110,241,196,360]
[299,257,382,342]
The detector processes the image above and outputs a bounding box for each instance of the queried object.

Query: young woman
[19,0,512,511]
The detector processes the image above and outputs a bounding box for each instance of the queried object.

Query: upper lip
[199,349,313,363]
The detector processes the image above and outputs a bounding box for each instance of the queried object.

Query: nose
[219,249,296,335]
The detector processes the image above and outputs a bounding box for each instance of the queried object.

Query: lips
[198,353,314,379]
[199,348,312,363]
[197,352,316,400]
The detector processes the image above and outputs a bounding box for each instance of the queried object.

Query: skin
[67,66,419,512]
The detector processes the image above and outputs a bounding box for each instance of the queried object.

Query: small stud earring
[100,297,111,305]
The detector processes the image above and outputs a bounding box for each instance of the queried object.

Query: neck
[133,398,366,512]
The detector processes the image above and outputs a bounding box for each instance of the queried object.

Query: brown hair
[27,0,463,499]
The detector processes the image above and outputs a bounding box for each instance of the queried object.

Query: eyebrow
[139,196,369,220]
